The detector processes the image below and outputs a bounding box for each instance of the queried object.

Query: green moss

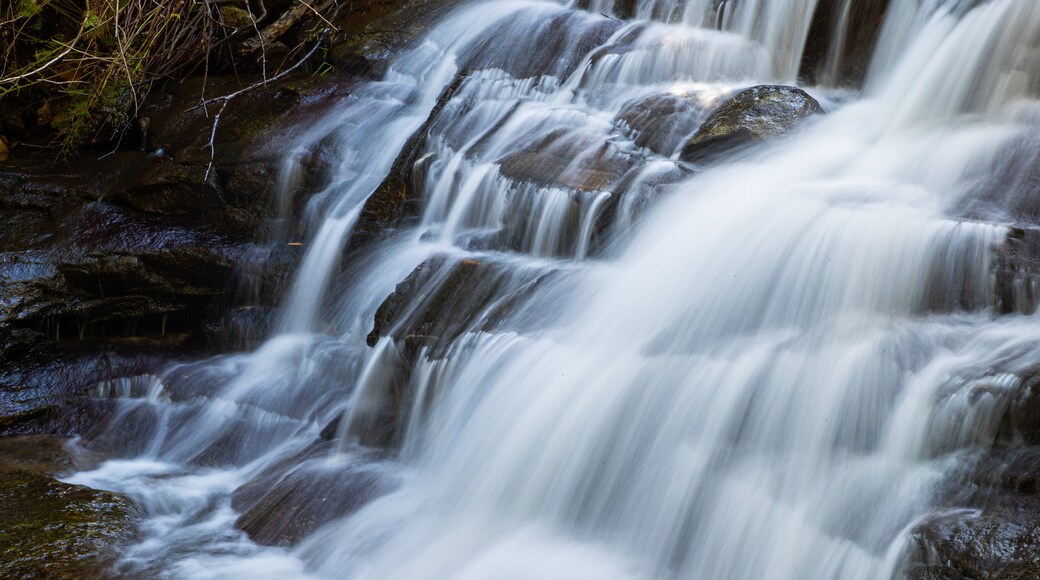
[0,469,138,578]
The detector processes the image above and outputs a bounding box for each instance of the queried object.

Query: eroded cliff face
[0,77,308,434]
[0,0,457,436]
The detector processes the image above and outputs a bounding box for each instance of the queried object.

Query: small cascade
[92,374,168,402]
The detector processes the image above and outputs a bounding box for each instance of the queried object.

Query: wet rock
[0,347,186,437]
[0,434,102,474]
[330,0,469,78]
[204,306,278,351]
[976,133,1040,225]
[679,85,824,165]
[498,129,640,192]
[0,435,137,578]
[367,255,552,355]
[232,442,399,546]
[993,227,1040,315]
[357,256,555,448]
[352,72,470,246]
[368,256,493,349]
[903,505,1040,580]
[459,10,621,81]
[319,415,342,441]
[995,365,1040,444]
[902,443,1040,579]
[801,0,891,87]
[0,70,359,433]
[957,447,1040,502]
[611,0,638,20]
[616,92,712,157]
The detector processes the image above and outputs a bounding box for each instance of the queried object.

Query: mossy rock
[679,85,824,165]
[0,437,138,579]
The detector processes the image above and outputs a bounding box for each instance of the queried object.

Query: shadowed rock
[367,254,553,355]
[993,227,1040,315]
[232,442,399,546]
[800,0,891,87]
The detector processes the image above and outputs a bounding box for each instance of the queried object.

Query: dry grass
[0,0,336,154]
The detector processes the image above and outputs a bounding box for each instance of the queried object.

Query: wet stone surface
[0,435,138,579]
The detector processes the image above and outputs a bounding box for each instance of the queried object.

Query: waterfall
[63,0,1040,578]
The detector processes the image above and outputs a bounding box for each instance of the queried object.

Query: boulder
[679,85,824,165]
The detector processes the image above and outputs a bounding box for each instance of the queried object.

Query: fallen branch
[238,0,335,55]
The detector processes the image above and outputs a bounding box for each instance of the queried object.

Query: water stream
[65,0,1040,578]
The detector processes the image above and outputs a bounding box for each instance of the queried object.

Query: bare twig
[300,1,339,30]
[198,29,330,178]
[0,29,82,85]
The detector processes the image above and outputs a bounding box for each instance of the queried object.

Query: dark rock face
[458,10,621,82]
[367,255,552,354]
[959,130,1040,228]
[992,227,1040,316]
[996,366,1040,445]
[0,73,358,432]
[679,85,824,165]
[330,0,469,78]
[0,435,138,578]
[368,256,500,351]
[351,72,470,248]
[901,428,1040,578]
[800,0,891,86]
[360,255,556,447]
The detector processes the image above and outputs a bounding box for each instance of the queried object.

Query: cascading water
[62,0,1040,578]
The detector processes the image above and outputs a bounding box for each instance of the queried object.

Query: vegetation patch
[0,0,337,155]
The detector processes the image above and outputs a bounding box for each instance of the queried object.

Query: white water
[65,0,1040,578]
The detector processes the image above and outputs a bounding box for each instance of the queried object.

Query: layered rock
[368,254,553,355]
[0,74,357,432]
